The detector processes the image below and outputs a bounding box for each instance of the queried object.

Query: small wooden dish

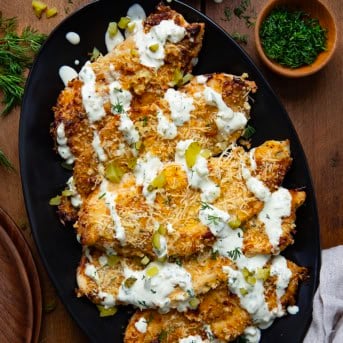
[255,0,337,77]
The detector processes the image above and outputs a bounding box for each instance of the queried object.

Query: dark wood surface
[0,0,342,341]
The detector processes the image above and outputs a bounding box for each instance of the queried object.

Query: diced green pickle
[228,217,241,229]
[240,288,248,296]
[246,276,256,285]
[107,22,118,38]
[158,225,167,235]
[97,305,117,317]
[185,142,201,168]
[141,256,150,265]
[200,149,212,159]
[152,232,161,250]
[124,277,137,288]
[256,267,270,281]
[127,22,136,33]
[242,267,250,279]
[62,190,73,197]
[118,16,131,29]
[172,68,183,86]
[189,297,200,309]
[49,195,61,206]
[107,255,120,266]
[182,73,193,85]
[149,43,159,52]
[146,265,159,277]
[149,172,166,191]
[127,158,137,170]
[157,255,167,263]
[105,161,124,183]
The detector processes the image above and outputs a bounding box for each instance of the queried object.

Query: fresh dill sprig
[231,32,248,45]
[227,247,242,261]
[112,101,124,114]
[233,0,256,29]
[0,149,15,171]
[200,201,213,211]
[207,214,221,225]
[0,14,46,115]
[223,7,232,22]
[242,124,256,139]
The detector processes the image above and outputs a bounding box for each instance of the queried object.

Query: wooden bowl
[255,0,337,77]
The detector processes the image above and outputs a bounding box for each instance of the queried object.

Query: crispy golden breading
[243,190,306,256]
[75,140,293,258]
[76,249,232,309]
[52,4,205,201]
[124,259,307,342]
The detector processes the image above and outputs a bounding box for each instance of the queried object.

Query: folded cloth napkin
[304,245,343,343]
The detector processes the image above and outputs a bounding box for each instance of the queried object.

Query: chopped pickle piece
[118,16,131,29]
[228,217,241,229]
[246,276,256,285]
[148,171,166,192]
[134,141,143,151]
[97,305,117,317]
[242,267,250,279]
[46,7,57,18]
[152,232,161,250]
[182,73,193,85]
[189,297,200,309]
[49,195,61,206]
[256,267,270,281]
[105,161,124,183]
[141,256,150,265]
[32,1,47,18]
[130,49,139,57]
[158,225,167,235]
[146,265,159,277]
[62,190,73,197]
[200,149,212,159]
[107,255,120,266]
[90,47,102,62]
[124,277,137,288]
[240,288,248,296]
[157,255,167,263]
[107,22,118,38]
[172,68,183,86]
[185,142,201,168]
[127,158,137,170]
[149,43,159,52]
[127,22,136,33]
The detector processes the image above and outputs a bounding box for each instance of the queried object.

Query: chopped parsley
[242,124,256,139]
[231,32,248,45]
[112,101,124,114]
[98,193,106,200]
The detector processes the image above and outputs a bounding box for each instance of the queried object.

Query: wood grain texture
[0,0,341,341]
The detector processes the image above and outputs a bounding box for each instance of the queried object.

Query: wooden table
[0,0,342,341]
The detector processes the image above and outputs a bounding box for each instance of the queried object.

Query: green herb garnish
[227,247,242,261]
[242,124,256,139]
[112,101,124,114]
[0,15,46,115]
[89,47,102,62]
[223,8,232,22]
[260,7,327,68]
[231,32,248,45]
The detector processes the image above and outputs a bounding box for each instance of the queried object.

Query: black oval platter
[19,0,320,342]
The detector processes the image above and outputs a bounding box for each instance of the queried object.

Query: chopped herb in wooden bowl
[259,7,327,69]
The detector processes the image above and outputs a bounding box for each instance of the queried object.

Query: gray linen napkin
[304,245,343,343]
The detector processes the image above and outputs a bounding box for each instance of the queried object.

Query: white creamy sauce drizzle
[179,336,204,343]
[105,29,124,52]
[67,176,83,207]
[74,59,80,65]
[223,254,291,329]
[91,130,107,162]
[56,122,75,164]
[100,179,126,245]
[204,324,224,342]
[135,317,148,333]
[176,140,220,203]
[98,255,108,267]
[134,153,164,204]
[196,75,208,84]
[165,89,195,126]
[109,81,139,145]
[59,66,78,86]
[79,62,106,123]
[287,305,299,315]
[242,326,261,343]
[65,31,80,45]
[134,19,186,69]
[241,157,292,252]
[203,86,247,137]
[125,4,146,38]
[85,263,99,283]
[157,108,178,139]
[97,291,116,307]
[153,224,168,258]
[117,262,194,312]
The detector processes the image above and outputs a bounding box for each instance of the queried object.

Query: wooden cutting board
[0,210,35,342]
[0,208,42,343]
